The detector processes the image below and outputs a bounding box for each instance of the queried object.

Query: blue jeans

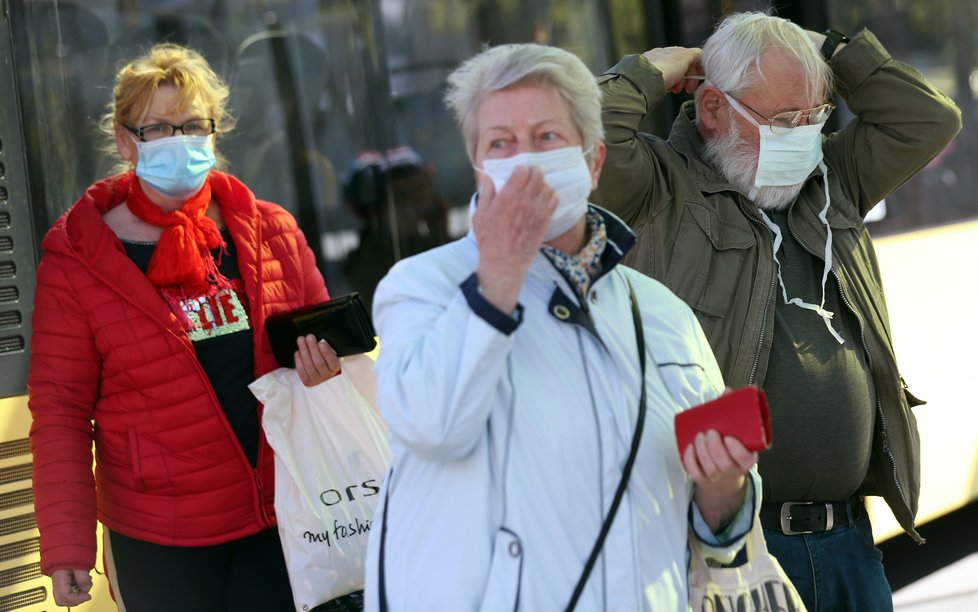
[763,509,893,612]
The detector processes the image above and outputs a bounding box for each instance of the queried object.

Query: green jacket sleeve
[821,29,961,217]
[596,54,670,226]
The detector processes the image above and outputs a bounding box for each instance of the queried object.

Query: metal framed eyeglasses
[123,118,216,142]
[728,96,835,134]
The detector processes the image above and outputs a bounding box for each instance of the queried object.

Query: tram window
[9,0,392,299]
[381,0,620,212]
[822,0,976,235]
[9,0,649,306]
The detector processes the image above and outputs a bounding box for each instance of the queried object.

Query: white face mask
[724,93,824,189]
[476,145,593,241]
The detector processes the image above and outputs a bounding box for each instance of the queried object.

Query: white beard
[702,120,804,211]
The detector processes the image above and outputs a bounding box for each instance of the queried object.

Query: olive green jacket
[595,30,961,541]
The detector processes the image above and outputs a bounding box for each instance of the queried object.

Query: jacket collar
[523,204,635,293]
[590,204,635,279]
[667,101,745,196]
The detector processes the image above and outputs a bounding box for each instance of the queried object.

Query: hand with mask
[472,165,557,314]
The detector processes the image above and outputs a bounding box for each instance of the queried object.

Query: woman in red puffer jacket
[28,42,345,612]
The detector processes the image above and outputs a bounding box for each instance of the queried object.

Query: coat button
[508,540,522,557]
[552,305,571,320]
[590,290,598,304]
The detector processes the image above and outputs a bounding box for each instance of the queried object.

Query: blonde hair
[444,44,603,161]
[100,42,234,171]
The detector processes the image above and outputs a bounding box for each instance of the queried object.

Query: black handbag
[265,292,377,367]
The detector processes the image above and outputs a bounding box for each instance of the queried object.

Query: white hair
[444,43,603,161]
[699,11,832,102]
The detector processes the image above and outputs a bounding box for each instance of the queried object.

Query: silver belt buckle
[779,501,834,535]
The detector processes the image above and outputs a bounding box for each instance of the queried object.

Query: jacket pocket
[664,202,755,318]
[826,199,863,230]
[127,425,170,492]
[478,527,523,612]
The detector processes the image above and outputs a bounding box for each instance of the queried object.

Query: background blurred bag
[250,355,390,612]
[687,520,807,612]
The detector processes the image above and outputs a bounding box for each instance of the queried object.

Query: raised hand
[641,46,704,94]
[472,166,558,313]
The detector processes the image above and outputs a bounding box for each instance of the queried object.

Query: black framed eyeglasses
[725,94,835,134]
[123,118,216,142]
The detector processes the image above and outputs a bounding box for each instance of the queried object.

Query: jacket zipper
[784,213,915,532]
[555,261,620,608]
[734,195,776,385]
[577,328,609,608]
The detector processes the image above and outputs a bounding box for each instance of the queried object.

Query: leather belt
[759,496,862,535]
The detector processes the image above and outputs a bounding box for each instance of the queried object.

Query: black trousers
[106,528,364,612]
[106,527,295,612]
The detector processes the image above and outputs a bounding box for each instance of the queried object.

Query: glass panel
[10,0,390,299]
[10,0,631,308]
[826,0,977,235]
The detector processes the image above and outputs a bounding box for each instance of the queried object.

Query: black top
[758,209,874,502]
[121,229,260,466]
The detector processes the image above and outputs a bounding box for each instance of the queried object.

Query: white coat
[364,207,760,611]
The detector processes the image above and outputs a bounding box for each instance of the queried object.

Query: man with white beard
[596,10,961,612]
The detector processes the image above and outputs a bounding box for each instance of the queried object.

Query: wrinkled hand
[682,429,757,532]
[294,334,342,387]
[641,46,703,94]
[52,568,93,607]
[473,166,557,313]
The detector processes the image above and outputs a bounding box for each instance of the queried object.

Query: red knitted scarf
[125,172,232,325]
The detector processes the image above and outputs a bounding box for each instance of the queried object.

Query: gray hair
[444,43,603,161]
[699,11,832,103]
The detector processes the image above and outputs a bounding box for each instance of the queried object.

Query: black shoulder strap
[565,279,647,611]
[378,468,392,611]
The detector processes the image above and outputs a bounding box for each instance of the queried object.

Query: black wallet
[265,292,377,367]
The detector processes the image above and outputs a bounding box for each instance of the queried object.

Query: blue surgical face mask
[134,135,217,200]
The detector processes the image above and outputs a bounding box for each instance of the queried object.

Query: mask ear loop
[758,161,844,345]
[813,160,844,344]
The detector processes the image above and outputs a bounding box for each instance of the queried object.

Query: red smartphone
[674,386,772,455]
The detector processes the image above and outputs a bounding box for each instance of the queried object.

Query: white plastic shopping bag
[250,355,390,612]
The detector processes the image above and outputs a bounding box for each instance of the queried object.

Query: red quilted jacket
[27,171,329,575]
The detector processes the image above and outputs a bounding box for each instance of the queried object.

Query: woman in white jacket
[364,43,761,611]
